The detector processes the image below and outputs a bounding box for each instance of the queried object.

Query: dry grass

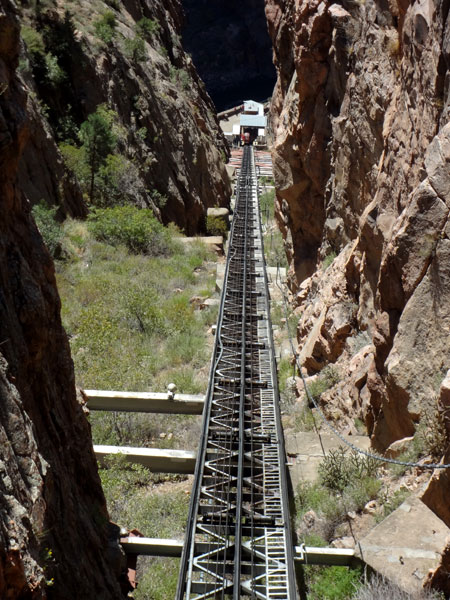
[354,575,443,600]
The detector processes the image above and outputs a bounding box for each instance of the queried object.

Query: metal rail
[176,146,297,599]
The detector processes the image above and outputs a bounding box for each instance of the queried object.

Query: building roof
[244,100,264,115]
[240,114,267,128]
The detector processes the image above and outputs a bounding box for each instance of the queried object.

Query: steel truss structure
[176,146,297,599]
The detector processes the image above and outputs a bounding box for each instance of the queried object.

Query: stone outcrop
[0,3,123,598]
[182,0,276,111]
[18,0,230,232]
[18,87,87,219]
[266,0,450,446]
[266,0,450,591]
[421,371,450,526]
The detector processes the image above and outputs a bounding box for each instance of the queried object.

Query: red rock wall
[0,4,123,598]
[266,0,450,571]
[266,0,450,448]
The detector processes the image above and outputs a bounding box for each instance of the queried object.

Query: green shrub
[127,489,188,537]
[99,454,189,534]
[302,486,346,530]
[122,285,166,335]
[319,447,380,493]
[44,52,66,85]
[389,436,423,477]
[295,480,348,541]
[294,448,384,539]
[376,487,410,522]
[123,36,147,62]
[55,114,78,144]
[296,481,335,515]
[259,176,274,186]
[134,558,180,600]
[260,189,275,219]
[94,11,117,44]
[264,228,288,268]
[303,533,328,547]
[278,356,293,395]
[169,66,191,90]
[136,126,147,141]
[59,143,89,183]
[292,405,317,432]
[306,565,362,599]
[206,214,228,237]
[323,251,337,270]
[87,206,174,256]
[307,365,340,404]
[417,405,448,459]
[21,26,45,58]
[96,154,147,206]
[178,68,190,90]
[345,476,381,511]
[99,454,150,502]
[31,201,63,258]
[151,189,168,209]
[308,377,331,403]
[162,366,205,394]
[135,17,159,39]
[354,418,366,434]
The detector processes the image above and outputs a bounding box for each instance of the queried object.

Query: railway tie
[176,146,297,599]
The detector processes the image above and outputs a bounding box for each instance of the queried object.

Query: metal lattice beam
[176,147,297,599]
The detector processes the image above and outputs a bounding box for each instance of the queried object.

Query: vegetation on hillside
[19,0,207,224]
[33,202,219,596]
[58,104,157,207]
[260,185,288,269]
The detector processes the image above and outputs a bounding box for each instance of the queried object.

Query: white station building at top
[220,100,268,146]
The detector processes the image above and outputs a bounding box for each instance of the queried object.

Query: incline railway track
[176,146,297,599]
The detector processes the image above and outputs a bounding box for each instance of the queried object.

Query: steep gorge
[266,0,450,591]
[17,0,230,232]
[0,0,232,597]
[0,3,124,597]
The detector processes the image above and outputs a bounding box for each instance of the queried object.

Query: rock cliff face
[18,0,230,232]
[266,0,450,589]
[182,0,276,111]
[0,3,123,598]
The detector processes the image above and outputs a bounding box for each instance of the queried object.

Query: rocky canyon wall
[17,0,230,233]
[266,0,450,588]
[0,3,124,598]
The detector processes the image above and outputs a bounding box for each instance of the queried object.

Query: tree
[135,17,159,40]
[94,11,117,44]
[79,109,117,202]
[124,36,147,62]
